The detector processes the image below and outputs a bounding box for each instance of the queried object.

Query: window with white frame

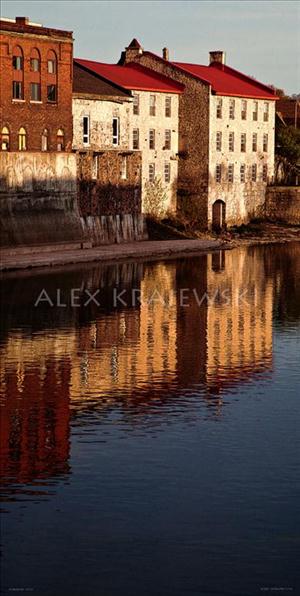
[228,163,234,182]
[262,164,268,182]
[241,100,247,120]
[164,162,171,183]
[133,128,139,150]
[112,117,119,145]
[83,116,90,145]
[240,163,246,182]
[263,133,268,152]
[164,129,171,150]
[149,129,155,149]
[133,94,139,115]
[241,133,246,152]
[229,132,234,152]
[229,99,235,119]
[150,94,156,116]
[165,96,171,117]
[121,156,127,179]
[149,163,155,182]
[216,164,222,182]
[216,98,222,119]
[216,131,222,151]
[263,102,269,122]
[251,163,257,182]
[252,133,257,152]
[253,101,258,121]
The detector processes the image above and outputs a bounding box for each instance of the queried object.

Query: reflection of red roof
[74,58,184,93]
[172,61,278,99]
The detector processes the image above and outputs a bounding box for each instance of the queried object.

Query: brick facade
[0,17,73,152]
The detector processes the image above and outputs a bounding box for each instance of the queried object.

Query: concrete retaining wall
[265,186,300,224]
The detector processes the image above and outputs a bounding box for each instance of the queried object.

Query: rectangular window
[216,98,222,119]
[133,94,139,115]
[150,94,156,116]
[164,162,171,183]
[47,85,57,103]
[263,102,269,122]
[228,163,234,182]
[229,132,234,152]
[112,118,120,145]
[216,164,222,182]
[30,58,40,72]
[48,60,56,74]
[252,133,257,152]
[229,99,235,119]
[241,133,246,152]
[164,129,171,150]
[149,129,155,149]
[262,164,268,182]
[253,101,258,121]
[251,164,257,182]
[216,131,222,152]
[30,83,41,101]
[263,133,268,152]
[165,96,171,117]
[121,156,127,180]
[133,128,139,150]
[149,163,155,182]
[92,155,99,180]
[83,116,90,145]
[241,100,247,120]
[13,56,23,70]
[240,163,246,182]
[12,81,23,100]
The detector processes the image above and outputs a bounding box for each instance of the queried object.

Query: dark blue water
[1,243,299,596]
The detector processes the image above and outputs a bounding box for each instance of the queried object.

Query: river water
[0,243,299,596]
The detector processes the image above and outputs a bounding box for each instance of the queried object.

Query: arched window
[30,48,41,101]
[12,45,23,71]
[47,50,57,74]
[47,50,57,104]
[57,129,64,151]
[12,46,24,100]
[1,127,10,151]
[30,48,41,72]
[18,127,27,151]
[41,128,49,151]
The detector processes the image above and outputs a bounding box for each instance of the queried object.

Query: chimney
[16,17,29,25]
[209,51,226,65]
[162,47,169,61]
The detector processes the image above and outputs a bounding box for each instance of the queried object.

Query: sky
[2,0,299,95]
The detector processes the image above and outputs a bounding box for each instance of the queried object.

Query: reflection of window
[112,118,119,145]
[133,128,139,149]
[47,85,57,103]
[18,127,27,151]
[13,81,23,99]
[83,116,90,145]
[30,83,41,101]
[164,162,171,183]
[57,129,64,151]
[41,129,49,151]
[149,163,155,182]
[1,127,10,151]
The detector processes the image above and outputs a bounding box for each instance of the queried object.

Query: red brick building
[0,16,73,152]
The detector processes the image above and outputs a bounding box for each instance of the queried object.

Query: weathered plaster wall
[130,90,179,213]
[208,96,276,226]
[265,186,300,224]
[0,151,83,247]
[72,96,132,150]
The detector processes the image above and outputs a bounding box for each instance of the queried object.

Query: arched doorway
[212,200,226,231]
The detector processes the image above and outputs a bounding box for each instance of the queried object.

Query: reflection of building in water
[205,248,274,392]
[0,332,72,485]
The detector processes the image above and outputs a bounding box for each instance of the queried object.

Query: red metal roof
[172,61,278,100]
[74,58,184,93]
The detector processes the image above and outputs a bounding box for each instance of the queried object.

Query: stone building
[120,42,278,228]
[74,51,183,213]
[0,16,73,152]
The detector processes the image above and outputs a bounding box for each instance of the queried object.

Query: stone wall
[0,151,83,247]
[265,186,300,224]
